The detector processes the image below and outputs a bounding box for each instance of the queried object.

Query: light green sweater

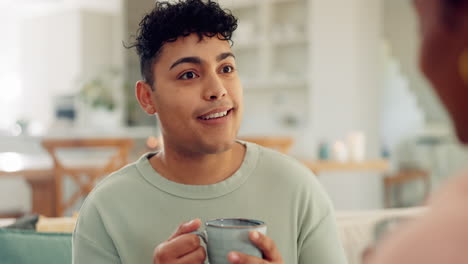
[72,141,347,264]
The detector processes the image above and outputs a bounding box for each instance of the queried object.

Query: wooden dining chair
[383,169,430,208]
[42,138,133,216]
[239,137,294,154]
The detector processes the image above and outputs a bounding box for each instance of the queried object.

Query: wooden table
[0,153,55,216]
[0,149,131,217]
[302,160,390,175]
[0,170,55,217]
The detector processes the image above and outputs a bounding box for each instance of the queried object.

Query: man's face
[151,34,243,155]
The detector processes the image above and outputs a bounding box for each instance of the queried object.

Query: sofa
[336,207,424,264]
[0,207,424,264]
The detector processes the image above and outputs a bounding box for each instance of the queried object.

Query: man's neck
[149,141,246,185]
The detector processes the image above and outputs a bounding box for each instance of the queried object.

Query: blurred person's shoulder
[430,171,468,213]
[371,172,468,264]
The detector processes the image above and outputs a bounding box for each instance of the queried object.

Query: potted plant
[77,68,123,129]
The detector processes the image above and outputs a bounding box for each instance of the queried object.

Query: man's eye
[179,71,198,80]
[221,66,234,73]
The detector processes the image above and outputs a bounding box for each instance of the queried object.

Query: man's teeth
[201,110,228,120]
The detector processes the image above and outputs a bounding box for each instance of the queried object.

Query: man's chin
[200,139,237,155]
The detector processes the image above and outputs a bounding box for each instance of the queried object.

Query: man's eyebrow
[169,53,235,70]
[169,57,202,70]
[217,52,235,62]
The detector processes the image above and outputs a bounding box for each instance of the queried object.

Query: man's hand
[153,219,206,264]
[227,231,284,264]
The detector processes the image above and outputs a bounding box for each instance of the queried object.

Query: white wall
[309,0,382,158]
[19,8,123,129]
[20,10,82,128]
[383,0,449,124]
[308,0,384,210]
[0,8,23,130]
[81,10,124,77]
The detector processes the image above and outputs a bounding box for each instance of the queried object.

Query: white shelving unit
[220,0,311,133]
[222,0,311,90]
[241,78,308,91]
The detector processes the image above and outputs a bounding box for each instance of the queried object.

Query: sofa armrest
[0,228,72,264]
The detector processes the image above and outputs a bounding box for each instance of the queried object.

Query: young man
[72,1,347,263]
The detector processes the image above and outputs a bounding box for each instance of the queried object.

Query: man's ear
[135,81,157,115]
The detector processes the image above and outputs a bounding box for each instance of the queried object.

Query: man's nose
[203,74,227,101]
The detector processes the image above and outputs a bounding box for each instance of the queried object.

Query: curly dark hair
[127,0,238,87]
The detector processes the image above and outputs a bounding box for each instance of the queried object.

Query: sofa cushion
[0,228,72,264]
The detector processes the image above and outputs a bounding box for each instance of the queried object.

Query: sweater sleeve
[298,209,348,264]
[297,171,348,264]
[72,198,122,264]
[73,233,122,264]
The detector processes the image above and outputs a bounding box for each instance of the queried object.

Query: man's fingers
[249,231,282,261]
[227,251,266,264]
[226,232,282,264]
[153,219,203,263]
[156,234,201,260]
[176,246,206,264]
[169,219,202,240]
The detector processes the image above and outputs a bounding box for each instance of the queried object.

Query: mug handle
[191,230,208,245]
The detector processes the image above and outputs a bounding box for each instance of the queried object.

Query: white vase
[331,140,349,162]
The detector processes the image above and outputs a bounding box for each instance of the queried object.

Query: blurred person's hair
[126,0,238,88]
[442,0,468,27]
[444,0,466,7]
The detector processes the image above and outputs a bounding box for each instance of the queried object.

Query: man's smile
[197,107,234,124]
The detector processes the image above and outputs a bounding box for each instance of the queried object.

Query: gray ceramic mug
[193,218,267,264]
